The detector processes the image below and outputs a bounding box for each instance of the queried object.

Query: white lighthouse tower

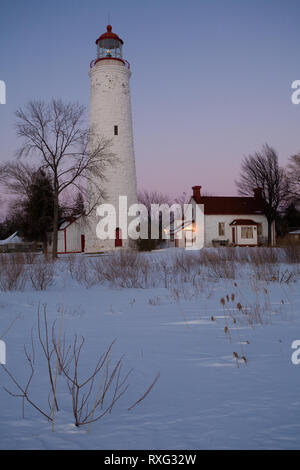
[85,25,138,252]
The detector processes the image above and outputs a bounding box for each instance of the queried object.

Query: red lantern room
[91,25,130,69]
[96,25,124,58]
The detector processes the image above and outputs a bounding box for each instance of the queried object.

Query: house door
[232,227,236,244]
[185,231,194,248]
[115,228,122,248]
[81,234,85,252]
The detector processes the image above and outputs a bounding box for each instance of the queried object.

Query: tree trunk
[267,218,272,246]
[52,191,59,259]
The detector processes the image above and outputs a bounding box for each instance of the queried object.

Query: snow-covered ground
[0,249,300,450]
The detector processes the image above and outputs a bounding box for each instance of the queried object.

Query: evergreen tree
[283,203,300,229]
[72,192,85,217]
[21,169,55,249]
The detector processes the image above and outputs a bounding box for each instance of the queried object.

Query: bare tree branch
[287,153,300,200]
[0,162,38,198]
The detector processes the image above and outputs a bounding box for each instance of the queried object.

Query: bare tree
[0,164,5,190]
[0,162,38,198]
[236,144,289,244]
[287,153,300,199]
[174,191,189,211]
[137,189,171,211]
[14,99,115,258]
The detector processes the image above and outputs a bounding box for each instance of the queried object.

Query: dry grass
[0,246,299,293]
[247,247,279,265]
[0,254,27,291]
[282,245,300,264]
[90,251,153,289]
[201,251,236,280]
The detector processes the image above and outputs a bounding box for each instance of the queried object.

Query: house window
[192,203,195,222]
[114,125,118,136]
[218,222,225,236]
[241,226,254,239]
[257,223,262,236]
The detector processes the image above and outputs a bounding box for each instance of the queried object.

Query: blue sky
[1,0,300,200]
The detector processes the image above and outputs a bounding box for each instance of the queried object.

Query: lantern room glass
[97,38,123,59]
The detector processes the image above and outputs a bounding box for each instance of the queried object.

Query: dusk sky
[1,0,300,202]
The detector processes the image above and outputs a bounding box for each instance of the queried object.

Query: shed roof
[58,215,82,231]
[0,232,23,245]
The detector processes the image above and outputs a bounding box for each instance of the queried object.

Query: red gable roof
[193,196,265,215]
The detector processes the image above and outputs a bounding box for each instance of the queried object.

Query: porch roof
[230,219,259,226]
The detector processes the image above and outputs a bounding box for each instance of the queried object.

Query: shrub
[0,254,27,291]
[248,247,279,265]
[202,251,236,280]
[28,257,55,290]
[72,257,96,288]
[98,251,152,288]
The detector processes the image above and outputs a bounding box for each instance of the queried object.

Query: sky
[0,0,300,204]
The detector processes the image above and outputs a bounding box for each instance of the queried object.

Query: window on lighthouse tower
[114,125,118,136]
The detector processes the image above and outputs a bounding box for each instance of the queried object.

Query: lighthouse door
[115,228,122,248]
[81,235,85,252]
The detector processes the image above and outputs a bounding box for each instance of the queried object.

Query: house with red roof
[169,185,275,248]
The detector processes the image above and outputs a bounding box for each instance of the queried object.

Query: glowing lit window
[241,227,254,239]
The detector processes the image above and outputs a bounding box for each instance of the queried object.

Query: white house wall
[57,231,65,253]
[52,218,85,254]
[65,220,83,253]
[204,214,268,246]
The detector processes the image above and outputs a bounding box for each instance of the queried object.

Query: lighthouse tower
[85,25,138,252]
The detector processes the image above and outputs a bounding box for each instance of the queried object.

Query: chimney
[253,187,263,199]
[192,185,202,200]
